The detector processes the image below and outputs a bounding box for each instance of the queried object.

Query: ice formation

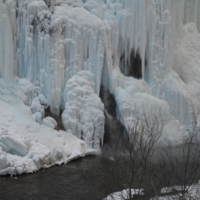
[62,71,105,148]
[0,0,200,174]
[0,78,97,175]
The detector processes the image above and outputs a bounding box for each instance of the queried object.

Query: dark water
[1,146,200,200]
[0,156,114,200]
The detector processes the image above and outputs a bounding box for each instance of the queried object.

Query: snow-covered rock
[42,116,57,129]
[151,180,200,200]
[104,188,144,200]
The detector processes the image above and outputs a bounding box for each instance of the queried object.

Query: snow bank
[150,180,200,200]
[103,188,144,200]
[0,78,98,175]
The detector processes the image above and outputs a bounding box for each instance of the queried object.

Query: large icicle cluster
[62,71,105,149]
[0,78,97,175]
[1,0,200,174]
[16,0,106,115]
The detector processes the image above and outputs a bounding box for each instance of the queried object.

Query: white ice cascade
[15,0,106,116]
[0,0,15,82]
[90,0,170,98]
[106,0,200,132]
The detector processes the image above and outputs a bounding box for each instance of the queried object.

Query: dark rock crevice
[120,49,144,79]
[100,85,125,145]
[45,107,65,131]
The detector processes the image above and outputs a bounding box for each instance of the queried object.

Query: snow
[103,188,144,200]
[0,135,27,157]
[104,182,200,200]
[31,97,45,123]
[42,116,57,129]
[0,78,98,175]
[150,180,200,200]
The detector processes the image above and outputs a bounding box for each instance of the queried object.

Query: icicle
[0,0,15,82]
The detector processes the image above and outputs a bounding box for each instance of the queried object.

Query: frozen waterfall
[1,0,200,174]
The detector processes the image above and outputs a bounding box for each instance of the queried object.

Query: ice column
[16,2,106,115]
[0,0,15,82]
[62,71,105,149]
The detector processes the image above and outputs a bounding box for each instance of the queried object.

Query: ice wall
[103,0,200,133]
[16,0,106,115]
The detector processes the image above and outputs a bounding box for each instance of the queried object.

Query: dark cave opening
[120,49,143,79]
